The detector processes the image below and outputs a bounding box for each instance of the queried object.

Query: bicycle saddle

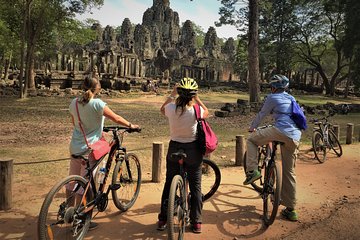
[171,149,187,160]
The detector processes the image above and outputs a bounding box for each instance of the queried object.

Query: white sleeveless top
[164,103,204,143]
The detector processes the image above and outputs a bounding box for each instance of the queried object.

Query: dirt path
[0,144,359,240]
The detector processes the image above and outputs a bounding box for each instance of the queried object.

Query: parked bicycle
[38,126,141,240]
[167,150,221,240]
[311,115,343,163]
[244,126,282,226]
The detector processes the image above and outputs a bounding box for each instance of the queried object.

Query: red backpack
[193,104,218,155]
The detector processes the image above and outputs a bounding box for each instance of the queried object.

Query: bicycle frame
[75,127,135,214]
[38,126,141,240]
[314,118,330,145]
[176,153,190,221]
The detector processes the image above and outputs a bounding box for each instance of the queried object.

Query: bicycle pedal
[109,184,120,190]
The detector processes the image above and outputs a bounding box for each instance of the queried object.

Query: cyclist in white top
[157,78,208,234]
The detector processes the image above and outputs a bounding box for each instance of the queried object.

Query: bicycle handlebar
[103,126,142,133]
[310,115,332,124]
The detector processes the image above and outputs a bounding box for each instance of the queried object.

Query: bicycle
[38,126,141,240]
[243,126,282,226]
[167,150,221,240]
[311,115,343,163]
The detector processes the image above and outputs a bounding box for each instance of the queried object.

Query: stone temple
[35,0,238,89]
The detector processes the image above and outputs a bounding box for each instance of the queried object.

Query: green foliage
[216,0,248,32]
[234,37,248,78]
[260,0,299,74]
[192,23,205,48]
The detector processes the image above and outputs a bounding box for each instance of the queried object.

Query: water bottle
[97,161,106,184]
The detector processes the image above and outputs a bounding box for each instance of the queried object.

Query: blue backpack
[290,98,307,130]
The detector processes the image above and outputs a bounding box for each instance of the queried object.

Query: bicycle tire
[38,175,93,240]
[243,145,270,193]
[312,130,327,163]
[112,153,141,212]
[328,129,343,157]
[167,175,186,240]
[263,161,281,226]
[201,159,221,202]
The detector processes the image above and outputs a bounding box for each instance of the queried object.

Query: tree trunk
[248,0,260,103]
[19,0,31,98]
[4,53,12,81]
[25,33,36,91]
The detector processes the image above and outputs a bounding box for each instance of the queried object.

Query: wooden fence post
[152,142,163,183]
[235,135,246,166]
[0,159,13,210]
[333,125,340,141]
[346,123,354,145]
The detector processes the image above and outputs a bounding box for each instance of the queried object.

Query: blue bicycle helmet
[269,75,289,89]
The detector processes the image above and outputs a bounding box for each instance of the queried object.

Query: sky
[75,0,240,39]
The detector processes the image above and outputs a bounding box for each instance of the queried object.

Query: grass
[1,91,359,179]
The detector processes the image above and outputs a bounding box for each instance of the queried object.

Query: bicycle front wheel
[312,130,327,163]
[167,175,186,240]
[328,130,343,157]
[112,153,141,211]
[263,161,281,226]
[244,145,270,192]
[38,175,93,240]
[201,159,221,202]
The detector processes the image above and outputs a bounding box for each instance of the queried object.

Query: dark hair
[79,76,100,104]
[175,93,194,116]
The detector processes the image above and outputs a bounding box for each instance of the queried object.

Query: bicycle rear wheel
[328,130,343,157]
[38,175,93,240]
[167,175,186,240]
[312,130,327,163]
[112,153,141,211]
[263,161,281,226]
[201,159,221,202]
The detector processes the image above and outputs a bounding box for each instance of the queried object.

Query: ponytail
[79,76,99,104]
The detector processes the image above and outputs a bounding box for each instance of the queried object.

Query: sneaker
[281,208,298,221]
[192,223,202,233]
[243,170,262,185]
[89,222,98,230]
[157,220,167,231]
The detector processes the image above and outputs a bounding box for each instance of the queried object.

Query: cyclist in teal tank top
[68,75,140,229]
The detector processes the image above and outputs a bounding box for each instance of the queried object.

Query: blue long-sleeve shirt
[250,92,302,141]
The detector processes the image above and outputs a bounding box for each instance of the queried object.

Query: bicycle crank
[96,193,108,212]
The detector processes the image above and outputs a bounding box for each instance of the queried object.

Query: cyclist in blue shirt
[244,74,302,221]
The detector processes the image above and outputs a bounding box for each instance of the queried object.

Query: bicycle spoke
[38,176,92,240]
[263,163,281,226]
[112,153,141,211]
[168,175,186,240]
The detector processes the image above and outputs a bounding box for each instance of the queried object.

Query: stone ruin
[215,99,360,118]
[30,0,238,91]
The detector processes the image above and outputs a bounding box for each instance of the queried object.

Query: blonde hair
[79,76,99,104]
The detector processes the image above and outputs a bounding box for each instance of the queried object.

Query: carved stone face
[153,0,170,8]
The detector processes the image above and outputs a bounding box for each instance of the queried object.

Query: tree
[0,20,20,81]
[0,0,104,98]
[259,0,299,75]
[216,0,260,103]
[247,0,260,102]
[293,0,348,96]
[344,0,360,94]
[192,23,205,48]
